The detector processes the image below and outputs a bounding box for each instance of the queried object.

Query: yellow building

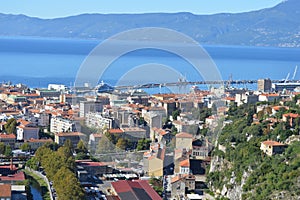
[260,140,287,156]
[144,148,165,177]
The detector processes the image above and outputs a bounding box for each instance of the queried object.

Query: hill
[0,0,300,47]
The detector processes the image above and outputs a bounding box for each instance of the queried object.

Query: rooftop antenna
[292,65,298,80]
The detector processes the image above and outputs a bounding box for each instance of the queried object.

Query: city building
[282,113,300,127]
[54,132,86,147]
[50,116,76,133]
[257,78,272,92]
[80,100,109,118]
[25,138,53,150]
[260,140,287,156]
[111,180,162,200]
[121,127,147,142]
[235,92,258,106]
[273,82,300,92]
[76,160,113,176]
[36,89,61,98]
[151,127,173,144]
[0,184,11,199]
[175,132,193,150]
[179,159,190,174]
[143,147,165,177]
[0,134,16,148]
[170,175,196,199]
[85,112,115,129]
[6,95,27,104]
[16,125,39,141]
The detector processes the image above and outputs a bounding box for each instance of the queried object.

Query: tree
[4,118,17,134]
[26,157,39,170]
[0,142,5,155]
[172,109,181,120]
[53,167,85,200]
[21,142,31,152]
[4,145,12,157]
[137,138,151,151]
[76,140,88,153]
[116,138,127,150]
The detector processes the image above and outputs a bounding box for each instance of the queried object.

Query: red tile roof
[283,113,300,118]
[0,171,25,182]
[0,184,11,197]
[56,132,85,137]
[108,129,124,134]
[171,174,189,183]
[27,138,53,143]
[176,132,193,138]
[262,140,286,146]
[0,134,16,139]
[76,161,108,167]
[111,180,162,200]
[180,159,190,167]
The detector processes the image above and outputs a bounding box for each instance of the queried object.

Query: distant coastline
[0,0,299,47]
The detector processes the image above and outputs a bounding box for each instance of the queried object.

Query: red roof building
[260,140,287,156]
[111,180,162,200]
[0,184,11,198]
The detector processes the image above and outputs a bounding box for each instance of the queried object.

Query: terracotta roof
[27,138,53,143]
[262,140,286,146]
[0,134,16,139]
[176,132,193,138]
[0,171,25,181]
[272,106,288,111]
[76,161,108,167]
[17,119,31,126]
[56,132,85,137]
[179,159,190,167]
[108,129,124,134]
[260,93,280,97]
[225,97,235,101]
[283,113,300,118]
[171,174,188,183]
[0,184,11,197]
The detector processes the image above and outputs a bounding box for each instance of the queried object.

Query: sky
[0,0,284,19]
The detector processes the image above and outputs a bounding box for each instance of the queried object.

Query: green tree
[26,157,39,170]
[136,138,151,151]
[20,142,31,152]
[4,118,17,134]
[53,167,85,200]
[4,145,12,157]
[76,140,88,153]
[172,109,181,120]
[0,142,5,155]
[116,138,127,150]
[149,176,163,196]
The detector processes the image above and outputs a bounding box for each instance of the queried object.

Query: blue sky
[0,0,283,18]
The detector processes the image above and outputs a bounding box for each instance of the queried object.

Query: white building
[50,117,76,133]
[85,112,115,129]
[48,84,68,91]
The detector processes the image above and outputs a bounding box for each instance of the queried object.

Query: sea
[0,36,300,92]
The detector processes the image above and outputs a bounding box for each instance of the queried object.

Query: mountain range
[0,0,300,47]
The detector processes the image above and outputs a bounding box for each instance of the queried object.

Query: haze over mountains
[0,0,299,47]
